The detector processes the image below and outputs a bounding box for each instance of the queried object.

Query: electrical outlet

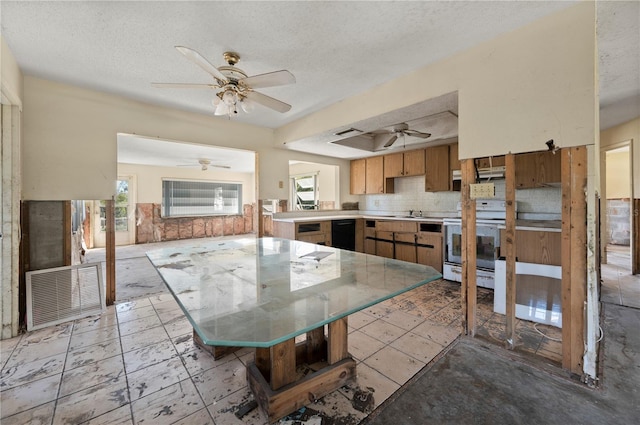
[470,183,495,199]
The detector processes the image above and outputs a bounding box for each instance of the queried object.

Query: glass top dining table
[146,237,442,348]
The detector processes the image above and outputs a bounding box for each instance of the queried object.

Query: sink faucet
[419,210,423,217]
[409,209,414,217]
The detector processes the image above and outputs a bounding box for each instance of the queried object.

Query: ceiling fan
[377,123,432,148]
[153,46,295,116]
[177,159,231,171]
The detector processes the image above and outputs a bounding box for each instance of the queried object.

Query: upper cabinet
[515,151,561,188]
[425,145,451,192]
[383,149,426,178]
[350,156,384,194]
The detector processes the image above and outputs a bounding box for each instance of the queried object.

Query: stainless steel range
[443,200,516,289]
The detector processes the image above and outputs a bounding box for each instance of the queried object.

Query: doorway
[92,177,136,247]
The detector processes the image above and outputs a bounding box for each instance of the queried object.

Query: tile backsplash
[361,176,561,215]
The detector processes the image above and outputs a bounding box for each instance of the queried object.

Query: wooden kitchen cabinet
[375,231,395,259]
[417,232,443,273]
[350,158,366,194]
[476,155,505,169]
[425,145,451,192]
[273,220,332,246]
[365,156,385,194]
[515,151,561,188]
[395,232,417,263]
[449,143,460,172]
[499,228,561,266]
[384,150,425,179]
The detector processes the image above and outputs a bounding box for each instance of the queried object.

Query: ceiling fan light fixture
[222,89,237,106]
[214,102,230,116]
[240,97,255,113]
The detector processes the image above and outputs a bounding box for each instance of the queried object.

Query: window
[162,180,242,217]
[292,174,318,210]
[99,179,129,231]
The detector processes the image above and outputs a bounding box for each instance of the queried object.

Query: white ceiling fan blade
[406,130,432,139]
[383,135,398,148]
[152,83,220,89]
[245,91,291,113]
[210,164,231,169]
[175,46,229,84]
[239,70,296,89]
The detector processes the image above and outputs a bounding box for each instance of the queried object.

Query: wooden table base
[192,329,240,360]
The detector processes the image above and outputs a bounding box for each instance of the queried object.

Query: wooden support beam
[633,199,640,275]
[270,339,296,390]
[460,158,477,335]
[504,154,517,349]
[63,201,72,266]
[306,327,326,364]
[105,198,116,306]
[561,147,587,374]
[328,317,348,364]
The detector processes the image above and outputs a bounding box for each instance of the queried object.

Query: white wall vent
[26,262,105,331]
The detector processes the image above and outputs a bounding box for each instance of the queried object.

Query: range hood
[452,166,506,181]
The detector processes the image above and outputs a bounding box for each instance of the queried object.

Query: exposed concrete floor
[364,247,640,425]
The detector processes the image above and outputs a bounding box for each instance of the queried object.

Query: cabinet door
[515,151,561,188]
[365,156,385,194]
[384,152,404,178]
[350,158,366,194]
[403,149,426,176]
[417,233,443,272]
[376,240,394,259]
[449,143,460,171]
[425,145,450,192]
[395,243,417,263]
[364,238,377,255]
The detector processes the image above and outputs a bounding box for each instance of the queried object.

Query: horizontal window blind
[162,180,242,217]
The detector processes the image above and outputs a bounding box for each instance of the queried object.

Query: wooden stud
[328,317,348,364]
[460,158,477,335]
[633,199,640,275]
[270,339,296,390]
[255,346,271,379]
[63,201,72,266]
[105,198,116,306]
[505,153,516,349]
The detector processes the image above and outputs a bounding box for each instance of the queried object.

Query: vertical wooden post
[561,147,587,374]
[504,154,517,349]
[270,339,296,390]
[633,199,640,275]
[105,198,116,305]
[460,159,477,335]
[306,327,326,364]
[63,201,72,266]
[328,317,348,364]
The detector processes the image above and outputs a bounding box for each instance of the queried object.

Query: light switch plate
[470,183,495,199]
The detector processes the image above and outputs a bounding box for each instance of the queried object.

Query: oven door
[445,222,499,270]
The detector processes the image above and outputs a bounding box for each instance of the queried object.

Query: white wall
[605,150,631,199]
[276,2,596,159]
[118,163,255,205]
[22,76,354,202]
[0,35,23,106]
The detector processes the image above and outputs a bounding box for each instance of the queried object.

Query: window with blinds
[162,180,242,217]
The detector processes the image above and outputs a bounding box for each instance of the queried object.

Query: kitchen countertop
[271,213,449,223]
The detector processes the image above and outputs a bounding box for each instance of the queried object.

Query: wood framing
[193,329,240,359]
[633,199,640,275]
[105,198,116,305]
[328,317,348,364]
[504,154,517,349]
[460,158,477,335]
[63,201,72,266]
[561,147,587,374]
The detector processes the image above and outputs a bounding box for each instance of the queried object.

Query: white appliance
[443,199,516,289]
[494,260,562,328]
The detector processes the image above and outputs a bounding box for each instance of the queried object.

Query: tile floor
[1,280,462,424]
[601,245,640,309]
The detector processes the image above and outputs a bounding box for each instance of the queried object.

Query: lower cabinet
[417,232,443,273]
[395,232,417,263]
[375,231,395,258]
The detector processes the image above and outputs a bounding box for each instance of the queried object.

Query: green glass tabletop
[146,237,441,348]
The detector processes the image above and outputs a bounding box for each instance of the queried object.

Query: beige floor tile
[116,304,157,324]
[180,346,236,376]
[148,293,178,305]
[123,339,178,374]
[171,407,215,425]
[118,314,162,337]
[163,316,191,338]
[359,319,406,344]
[83,405,133,425]
[235,348,255,366]
[130,378,204,425]
[348,330,386,361]
[411,319,461,347]
[53,380,129,424]
[361,304,393,319]
[427,303,462,325]
[307,389,367,423]
[392,331,447,363]
[363,345,425,385]
[155,301,184,324]
[115,297,152,313]
[349,362,400,406]
[0,374,60,419]
[69,325,119,350]
[65,338,122,371]
[0,400,55,425]
[127,357,189,401]
[381,309,425,331]
[208,387,268,425]
[120,324,170,353]
[1,352,66,390]
[192,358,247,406]
[347,311,378,330]
[0,335,22,367]
[172,332,197,355]
[59,354,124,397]
[7,324,72,366]
[73,313,118,335]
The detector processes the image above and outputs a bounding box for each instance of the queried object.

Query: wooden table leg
[328,317,348,364]
[192,329,239,359]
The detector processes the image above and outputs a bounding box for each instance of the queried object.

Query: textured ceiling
[1,1,638,163]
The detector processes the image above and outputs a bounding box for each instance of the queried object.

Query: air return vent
[26,263,105,331]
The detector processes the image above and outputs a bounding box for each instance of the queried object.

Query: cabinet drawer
[376,231,394,242]
[396,243,417,263]
[395,232,416,244]
[377,221,418,233]
[364,227,376,238]
[298,234,329,245]
[376,240,394,258]
[417,233,441,246]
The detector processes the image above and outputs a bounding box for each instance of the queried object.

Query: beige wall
[0,35,23,106]
[289,161,339,206]
[22,76,353,201]
[118,163,256,205]
[605,150,631,199]
[601,117,640,197]
[276,2,596,160]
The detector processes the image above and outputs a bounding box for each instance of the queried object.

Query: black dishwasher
[331,219,356,251]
